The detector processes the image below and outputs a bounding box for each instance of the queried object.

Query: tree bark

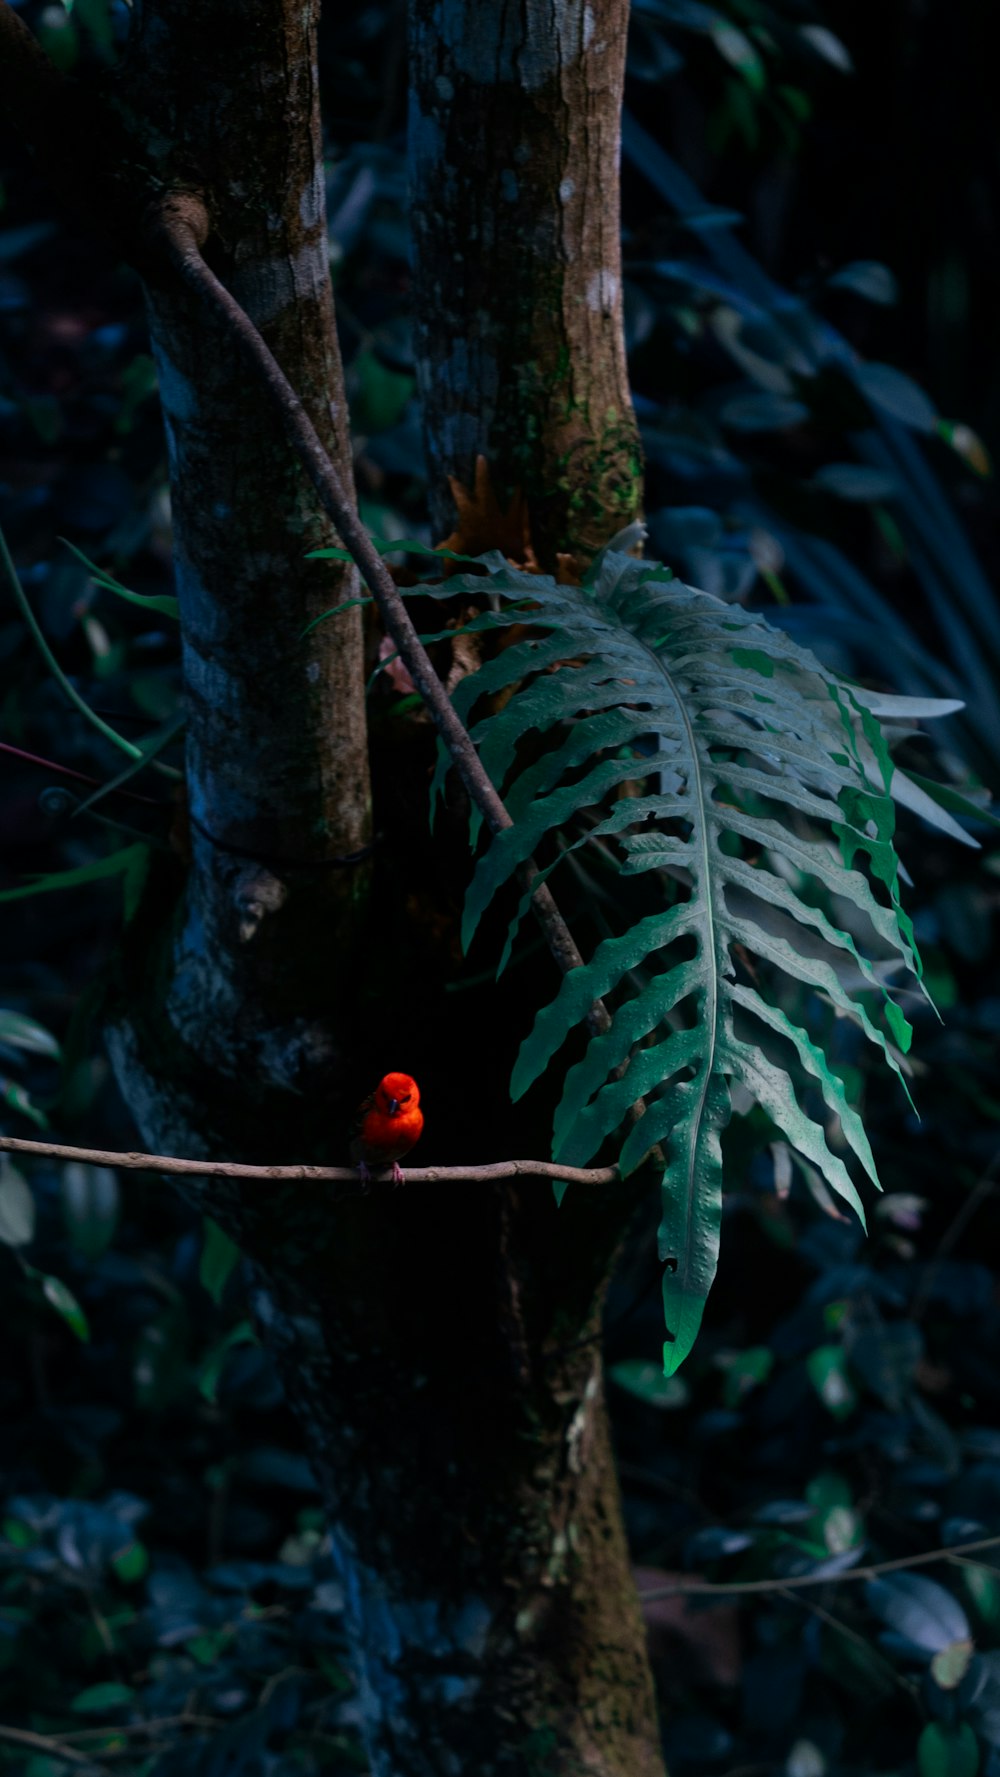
[115,0,372,1099]
[409,0,643,573]
[1,2,666,1770]
[261,1256,663,1777]
[194,1064,664,1777]
[89,1115,664,1777]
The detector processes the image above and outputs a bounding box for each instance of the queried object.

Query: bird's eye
[400,1093,411,1104]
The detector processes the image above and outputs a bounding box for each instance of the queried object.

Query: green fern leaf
[432,551,925,1372]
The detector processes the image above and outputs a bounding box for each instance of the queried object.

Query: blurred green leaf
[186,1628,232,1666]
[350,347,414,433]
[2,1517,36,1548]
[777,85,812,123]
[1,1077,48,1127]
[0,843,149,906]
[918,1723,979,1777]
[609,1358,689,1409]
[812,464,898,502]
[35,8,79,70]
[61,1162,120,1260]
[711,21,765,90]
[798,24,852,71]
[868,1574,970,1654]
[72,0,115,58]
[0,1010,61,1059]
[199,1217,241,1305]
[71,1681,134,1715]
[806,1472,852,1512]
[39,1272,91,1342]
[937,421,991,478]
[827,262,898,305]
[719,1345,773,1408]
[804,1472,862,1555]
[963,1567,1000,1627]
[711,75,760,150]
[806,1345,857,1419]
[931,1639,975,1690]
[111,1541,150,1585]
[854,362,937,433]
[0,1158,35,1246]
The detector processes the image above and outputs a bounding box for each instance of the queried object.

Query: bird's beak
[388,1098,400,1116]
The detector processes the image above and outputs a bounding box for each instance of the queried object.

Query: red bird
[351,1072,423,1184]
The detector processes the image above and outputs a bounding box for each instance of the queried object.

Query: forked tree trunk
[1,0,666,1770]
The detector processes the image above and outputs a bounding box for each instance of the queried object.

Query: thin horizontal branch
[637,1533,1000,1602]
[0,1133,618,1188]
[150,195,610,1034]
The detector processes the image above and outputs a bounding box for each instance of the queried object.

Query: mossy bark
[409,0,643,573]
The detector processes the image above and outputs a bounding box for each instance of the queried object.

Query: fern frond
[430,550,927,1373]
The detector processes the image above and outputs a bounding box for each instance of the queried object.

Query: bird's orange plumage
[351,1072,423,1178]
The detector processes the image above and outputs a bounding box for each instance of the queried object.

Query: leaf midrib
[635,632,720,1260]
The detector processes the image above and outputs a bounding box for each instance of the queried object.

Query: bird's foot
[356,1161,372,1190]
[392,1162,405,1187]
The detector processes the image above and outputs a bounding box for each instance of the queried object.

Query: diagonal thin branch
[150,194,610,1031]
[0,1133,618,1188]
[636,1533,1000,1601]
[0,1723,91,1768]
[0,741,161,805]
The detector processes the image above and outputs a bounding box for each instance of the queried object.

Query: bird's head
[375,1072,420,1118]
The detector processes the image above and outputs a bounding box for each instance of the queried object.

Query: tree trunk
[114,0,372,1104]
[250,1188,664,1777]
[409,0,643,573]
[2,0,666,1769]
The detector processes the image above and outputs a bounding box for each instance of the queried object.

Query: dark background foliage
[2,1,999,1773]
